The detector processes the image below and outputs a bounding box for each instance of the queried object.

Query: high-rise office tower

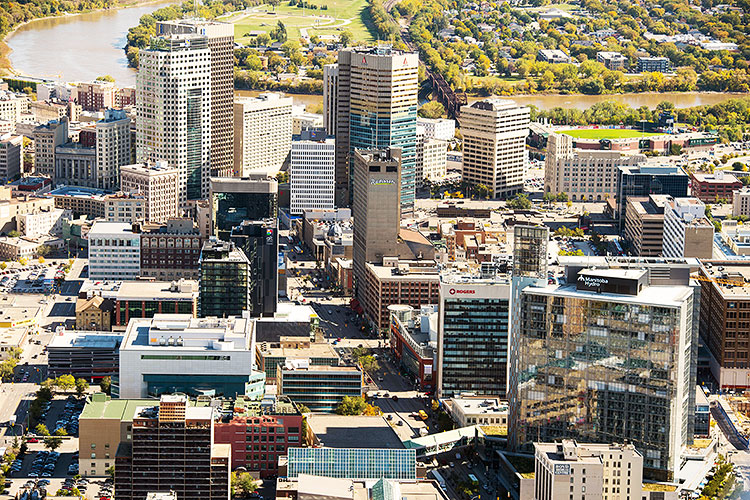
[335,48,418,212]
[230,219,278,317]
[323,64,338,136]
[156,19,235,178]
[511,254,698,481]
[290,128,335,215]
[352,148,402,296]
[198,239,250,318]
[96,109,132,190]
[137,34,211,205]
[460,99,530,199]
[616,165,690,229]
[114,395,230,500]
[437,266,511,398]
[233,93,292,176]
[33,117,68,178]
[209,176,278,240]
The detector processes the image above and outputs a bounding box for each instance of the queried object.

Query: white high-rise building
[662,197,714,259]
[290,130,335,215]
[136,34,211,205]
[323,64,338,136]
[415,126,448,188]
[417,117,455,141]
[96,109,132,190]
[88,221,141,280]
[120,161,180,223]
[233,93,292,177]
[460,99,529,199]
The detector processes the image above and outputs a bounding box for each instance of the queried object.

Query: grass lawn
[560,128,662,139]
[232,0,373,44]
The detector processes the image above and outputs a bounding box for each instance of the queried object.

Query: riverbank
[0,0,177,77]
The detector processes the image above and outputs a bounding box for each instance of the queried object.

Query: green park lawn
[232,0,373,45]
[560,128,662,139]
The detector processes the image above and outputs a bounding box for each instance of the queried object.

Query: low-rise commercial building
[47,331,122,381]
[47,185,109,219]
[277,360,363,412]
[116,314,257,399]
[103,193,145,223]
[17,207,70,237]
[691,171,741,202]
[140,219,203,281]
[596,51,627,70]
[213,395,304,477]
[733,187,750,217]
[76,296,114,331]
[256,336,339,380]
[444,397,508,428]
[388,305,436,391]
[531,440,644,500]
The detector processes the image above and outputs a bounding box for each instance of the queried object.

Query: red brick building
[212,396,304,478]
[691,171,742,202]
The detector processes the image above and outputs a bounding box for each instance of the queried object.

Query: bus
[430,470,447,492]
[418,410,428,421]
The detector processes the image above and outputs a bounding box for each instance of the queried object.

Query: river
[5,0,178,86]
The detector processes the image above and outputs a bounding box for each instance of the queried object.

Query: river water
[5,8,743,108]
[6,0,178,86]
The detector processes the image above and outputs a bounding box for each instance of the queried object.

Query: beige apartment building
[33,117,69,178]
[545,133,646,202]
[233,93,292,176]
[460,99,529,199]
[120,162,179,223]
[623,194,670,256]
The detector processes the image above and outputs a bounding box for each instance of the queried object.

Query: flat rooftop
[365,261,441,281]
[529,281,693,308]
[701,262,750,297]
[47,186,109,198]
[258,341,338,359]
[88,221,134,237]
[692,172,740,183]
[48,331,123,350]
[121,314,251,350]
[449,397,508,415]
[80,393,155,421]
[307,415,403,449]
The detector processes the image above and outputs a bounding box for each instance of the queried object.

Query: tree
[507,193,533,210]
[0,262,6,270]
[8,230,20,238]
[257,32,271,46]
[96,75,115,82]
[418,101,445,119]
[75,378,89,397]
[36,245,51,257]
[335,396,379,415]
[54,427,68,436]
[106,465,115,479]
[271,20,287,42]
[359,355,379,374]
[99,376,112,395]
[297,404,310,413]
[231,471,259,497]
[35,424,50,436]
[56,374,75,392]
[43,436,63,452]
[474,184,491,199]
[339,30,353,47]
[733,162,746,171]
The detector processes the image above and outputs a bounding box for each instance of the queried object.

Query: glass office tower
[512,262,697,481]
[209,176,278,240]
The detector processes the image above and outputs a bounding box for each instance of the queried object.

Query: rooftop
[88,221,134,237]
[121,314,252,351]
[700,261,750,297]
[48,331,123,350]
[692,171,741,183]
[79,393,156,421]
[530,280,693,308]
[257,339,338,359]
[307,415,404,449]
[448,397,508,415]
[47,185,110,199]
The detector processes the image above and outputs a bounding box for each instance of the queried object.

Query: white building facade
[233,93,292,176]
[417,117,455,141]
[87,221,141,280]
[18,208,71,237]
[323,64,338,136]
[290,134,335,215]
[95,109,132,191]
[136,34,212,205]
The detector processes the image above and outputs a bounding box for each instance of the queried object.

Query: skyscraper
[323,63,338,136]
[290,128,335,215]
[137,34,211,205]
[156,19,235,178]
[198,239,250,318]
[96,109,132,190]
[209,176,278,240]
[233,93,292,176]
[335,48,418,212]
[460,99,530,199]
[230,219,278,318]
[510,255,698,481]
[437,267,511,398]
[352,148,402,296]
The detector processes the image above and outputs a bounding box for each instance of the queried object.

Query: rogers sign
[449,288,475,295]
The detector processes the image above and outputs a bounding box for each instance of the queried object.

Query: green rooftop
[80,393,156,422]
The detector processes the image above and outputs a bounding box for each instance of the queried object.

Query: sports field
[560,128,662,139]
[227,0,373,45]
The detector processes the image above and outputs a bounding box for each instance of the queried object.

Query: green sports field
[228,0,374,45]
[560,129,662,139]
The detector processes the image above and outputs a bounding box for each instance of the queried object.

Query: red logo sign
[448,288,475,295]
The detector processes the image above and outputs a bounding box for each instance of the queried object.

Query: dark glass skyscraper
[209,176,278,240]
[198,239,250,318]
[437,268,512,398]
[231,219,278,318]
